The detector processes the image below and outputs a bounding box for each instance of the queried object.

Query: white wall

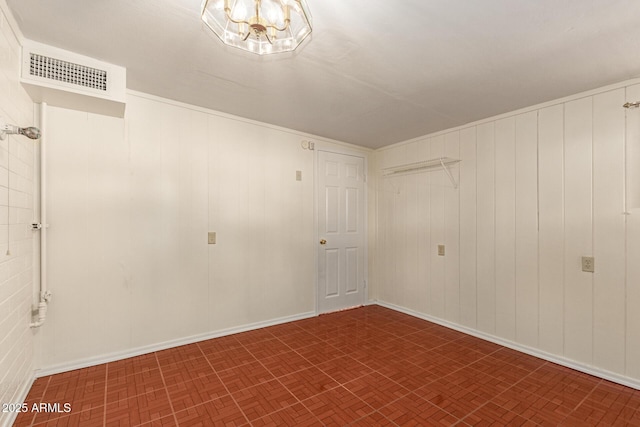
[0,3,37,426]
[38,92,369,371]
[373,80,640,386]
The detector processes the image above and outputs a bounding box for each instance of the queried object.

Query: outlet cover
[438,245,445,256]
[208,232,216,245]
[581,256,594,273]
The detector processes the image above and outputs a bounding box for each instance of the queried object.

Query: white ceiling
[6,0,640,149]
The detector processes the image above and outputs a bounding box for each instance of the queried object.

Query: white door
[317,151,366,313]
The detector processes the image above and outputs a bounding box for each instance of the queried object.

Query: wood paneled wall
[374,82,640,383]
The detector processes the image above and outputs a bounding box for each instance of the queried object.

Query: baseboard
[375,301,640,391]
[1,373,35,427]
[31,302,640,391]
[35,311,316,378]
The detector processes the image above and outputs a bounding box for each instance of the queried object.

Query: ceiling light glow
[201,0,312,55]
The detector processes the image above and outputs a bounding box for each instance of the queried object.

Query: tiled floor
[14,305,640,426]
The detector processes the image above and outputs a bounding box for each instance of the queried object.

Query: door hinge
[363,280,367,288]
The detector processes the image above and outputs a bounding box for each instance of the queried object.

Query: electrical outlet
[581,256,594,273]
[208,232,216,245]
[438,245,445,256]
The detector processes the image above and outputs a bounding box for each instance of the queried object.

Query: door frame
[313,143,369,315]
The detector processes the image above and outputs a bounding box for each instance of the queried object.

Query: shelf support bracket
[440,159,458,189]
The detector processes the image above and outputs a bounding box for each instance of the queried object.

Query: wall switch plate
[438,245,445,256]
[581,256,594,273]
[208,232,216,245]
[296,170,302,181]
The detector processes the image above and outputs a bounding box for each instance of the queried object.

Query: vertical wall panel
[430,136,446,318]
[444,132,460,323]
[493,117,516,340]
[459,127,477,328]
[515,111,539,347]
[476,123,496,334]
[246,126,268,319]
[394,145,408,308]
[592,89,626,374]
[175,109,210,334]
[88,112,133,355]
[209,118,257,329]
[207,115,223,326]
[417,140,431,313]
[379,147,406,306]
[46,107,92,362]
[628,84,640,211]
[538,104,565,355]
[626,84,640,379]
[404,142,420,312]
[377,151,395,304]
[563,97,593,364]
[387,174,403,306]
[388,151,405,307]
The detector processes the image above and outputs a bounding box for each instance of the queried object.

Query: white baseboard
[375,301,640,391]
[1,373,35,427]
[35,311,316,378]
[31,302,640,392]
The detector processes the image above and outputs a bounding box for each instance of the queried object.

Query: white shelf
[382,157,461,188]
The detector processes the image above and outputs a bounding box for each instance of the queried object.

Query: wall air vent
[21,40,126,118]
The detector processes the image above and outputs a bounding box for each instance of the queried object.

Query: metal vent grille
[29,53,107,91]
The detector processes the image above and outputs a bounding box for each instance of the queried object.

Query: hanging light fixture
[201,0,312,55]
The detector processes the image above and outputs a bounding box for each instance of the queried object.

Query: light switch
[438,245,445,256]
[208,232,216,245]
[296,170,302,181]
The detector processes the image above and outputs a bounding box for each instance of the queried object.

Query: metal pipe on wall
[30,102,51,328]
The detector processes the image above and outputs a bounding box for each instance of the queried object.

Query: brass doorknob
[320,239,327,245]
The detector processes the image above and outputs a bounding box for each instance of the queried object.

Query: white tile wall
[373,80,640,385]
[0,4,36,427]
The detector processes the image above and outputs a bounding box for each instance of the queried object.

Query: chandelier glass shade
[201,0,313,55]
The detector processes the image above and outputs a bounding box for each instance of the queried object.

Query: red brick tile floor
[13,306,640,426]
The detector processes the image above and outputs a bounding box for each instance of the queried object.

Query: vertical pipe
[32,104,40,309]
[30,102,49,328]
[40,102,47,299]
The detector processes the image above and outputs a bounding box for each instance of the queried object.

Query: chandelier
[201,0,313,55]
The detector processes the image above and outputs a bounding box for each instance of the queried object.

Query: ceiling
[6,0,640,149]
